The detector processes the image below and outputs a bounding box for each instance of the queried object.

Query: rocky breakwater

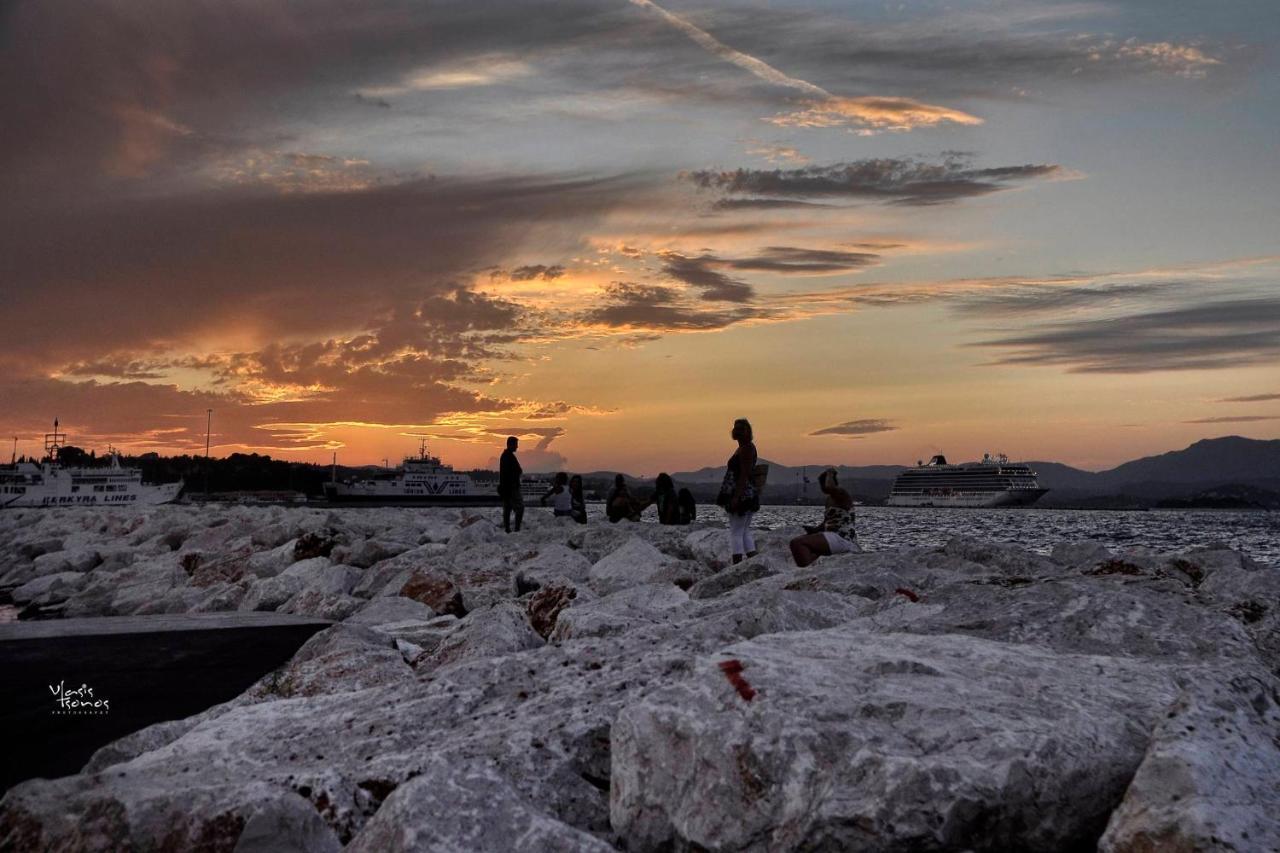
[1,505,1277,851]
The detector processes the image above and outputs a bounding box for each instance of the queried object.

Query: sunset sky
[2,0,1277,473]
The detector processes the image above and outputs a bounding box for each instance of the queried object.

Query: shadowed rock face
[0,506,1277,851]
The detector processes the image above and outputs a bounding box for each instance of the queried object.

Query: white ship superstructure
[887,453,1048,508]
[0,421,183,508]
[323,441,553,506]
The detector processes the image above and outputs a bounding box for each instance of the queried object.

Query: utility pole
[204,408,212,499]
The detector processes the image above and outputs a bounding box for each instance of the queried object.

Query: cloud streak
[689,157,1061,206]
[1182,415,1278,424]
[627,0,980,131]
[970,297,1280,373]
[810,419,898,438]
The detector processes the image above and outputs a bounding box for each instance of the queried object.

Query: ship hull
[322,484,503,507]
[887,488,1047,508]
[2,482,183,509]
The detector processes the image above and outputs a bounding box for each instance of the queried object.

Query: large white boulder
[587,536,676,595]
[611,628,1183,852]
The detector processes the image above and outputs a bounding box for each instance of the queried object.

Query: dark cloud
[810,419,897,438]
[712,198,832,210]
[0,0,661,200]
[585,281,752,331]
[1183,415,1279,424]
[507,265,566,281]
[953,282,1176,316]
[1218,393,1280,403]
[687,157,1061,206]
[658,252,754,302]
[1,174,638,362]
[970,297,1280,373]
[703,9,1233,102]
[726,246,879,274]
[61,357,171,380]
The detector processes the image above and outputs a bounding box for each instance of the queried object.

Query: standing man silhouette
[498,436,524,533]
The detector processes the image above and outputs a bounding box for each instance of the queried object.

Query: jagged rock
[240,574,306,612]
[417,602,543,672]
[551,584,688,642]
[588,536,676,595]
[31,547,101,576]
[687,556,781,600]
[233,792,343,853]
[684,528,729,568]
[331,538,411,569]
[189,581,249,613]
[941,536,1065,578]
[611,628,1183,852]
[1099,672,1280,852]
[282,559,361,596]
[349,544,445,598]
[346,596,437,626]
[527,582,582,639]
[279,589,362,621]
[691,585,873,641]
[1051,540,1112,568]
[247,540,304,579]
[346,762,614,852]
[251,522,294,550]
[445,518,502,558]
[842,575,1259,663]
[369,616,460,651]
[102,559,191,616]
[2,507,1276,852]
[399,569,466,617]
[18,537,63,560]
[188,550,251,588]
[11,571,88,607]
[255,624,413,699]
[516,544,593,585]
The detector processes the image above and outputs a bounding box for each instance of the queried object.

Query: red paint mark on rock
[718,659,757,702]
[894,587,920,602]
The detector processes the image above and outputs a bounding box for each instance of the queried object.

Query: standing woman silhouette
[719,418,759,564]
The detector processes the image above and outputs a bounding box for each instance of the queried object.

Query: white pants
[821,531,861,554]
[728,511,756,556]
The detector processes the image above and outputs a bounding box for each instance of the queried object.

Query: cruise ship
[323,441,553,506]
[887,453,1048,508]
[0,421,183,508]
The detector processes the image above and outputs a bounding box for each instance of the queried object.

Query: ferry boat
[887,453,1048,508]
[323,441,554,506]
[0,421,183,508]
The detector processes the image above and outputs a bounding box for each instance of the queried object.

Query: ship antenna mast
[10,436,16,465]
[44,417,66,462]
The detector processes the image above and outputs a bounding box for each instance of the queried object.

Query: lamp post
[204,408,212,498]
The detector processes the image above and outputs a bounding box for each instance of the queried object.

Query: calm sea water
[709,506,1279,569]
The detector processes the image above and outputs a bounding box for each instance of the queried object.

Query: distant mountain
[1019,461,1100,491]
[1095,436,1280,487]
[663,436,1280,504]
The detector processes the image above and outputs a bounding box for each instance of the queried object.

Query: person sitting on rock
[605,474,646,523]
[540,472,575,519]
[653,473,693,525]
[676,486,697,524]
[568,474,588,524]
[789,467,861,567]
